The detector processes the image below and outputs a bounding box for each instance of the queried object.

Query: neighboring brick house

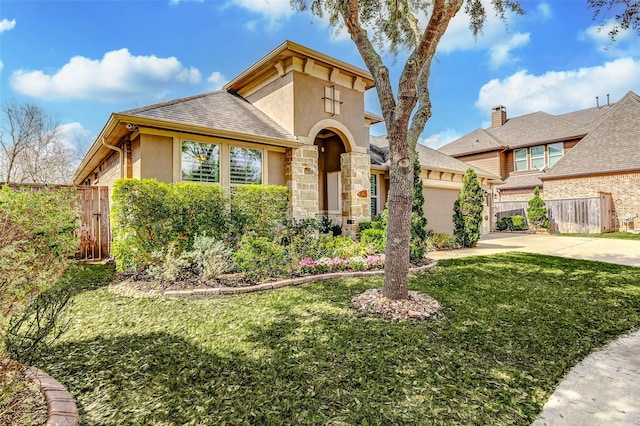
[74,41,499,237]
[439,91,640,231]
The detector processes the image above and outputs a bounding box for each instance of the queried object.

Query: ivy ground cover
[29,253,640,425]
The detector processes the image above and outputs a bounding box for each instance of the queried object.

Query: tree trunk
[382,130,413,300]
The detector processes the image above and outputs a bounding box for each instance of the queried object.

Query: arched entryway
[314,129,347,225]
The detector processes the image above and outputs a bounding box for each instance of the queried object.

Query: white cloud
[579,19,640,57]
[9,48,201,102]
[476,57,640,117]
[57,122,95,151]
[420,128,463,149]
[488,32,530,68]
[229,0,294,31]
[0,18,16,34]
[535,2,552,20]
[0,60,3,73]
[207,71,228,91]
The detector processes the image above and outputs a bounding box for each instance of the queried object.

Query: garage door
[423,187,459,234]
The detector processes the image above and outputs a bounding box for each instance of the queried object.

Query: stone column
[341,152,371,237]
[286,146,319,219]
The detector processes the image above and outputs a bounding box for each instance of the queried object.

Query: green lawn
[28,253,640,425]
[561,231,640,240]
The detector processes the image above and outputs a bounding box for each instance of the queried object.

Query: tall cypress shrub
[527,187,548,231]
[410,151,428,261]
[453,168,484,248]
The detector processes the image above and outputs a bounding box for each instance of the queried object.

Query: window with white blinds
[182,141,220,183]
[230,147,262,185]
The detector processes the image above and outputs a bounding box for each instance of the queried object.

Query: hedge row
[111,179,288,271]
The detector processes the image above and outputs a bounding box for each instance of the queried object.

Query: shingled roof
[543,91,640,179]
[120,91,298,142]
[370,135,498,179]
[439,111,590,157]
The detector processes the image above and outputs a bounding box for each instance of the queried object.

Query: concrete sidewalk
[428,233,640,425]
[428,233,640,267]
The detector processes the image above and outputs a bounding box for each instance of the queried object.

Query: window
[370,174,378,217]
[530,145,545,170]
[182,141,219,183]
[230,147,262,184]
[548,143,563,167]
[514,149,527,171]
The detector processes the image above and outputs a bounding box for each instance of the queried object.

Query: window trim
[547,142,563,167]
[229,146,263,185]
[529,145,545,171]
[181,140,220,183]
[514,148,528,171]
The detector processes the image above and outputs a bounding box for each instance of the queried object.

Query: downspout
[101,137,124,179]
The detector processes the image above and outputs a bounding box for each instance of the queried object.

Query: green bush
[0,185,79,343]
[233,234,292,282]
[229,185,288,239]
[510,215,526,231]
[527,187,549,230]
[496,215,526,231]
[453,169,484,248]
[358,221,385,232]
[361,228,386,253]
[111,179,227,271]
[426,232,460,250]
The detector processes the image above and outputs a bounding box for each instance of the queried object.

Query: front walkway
[429,233,640,425]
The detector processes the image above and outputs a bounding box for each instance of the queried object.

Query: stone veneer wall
[544,172,640,230]
[341,152,371,237]
[286,146,319,219]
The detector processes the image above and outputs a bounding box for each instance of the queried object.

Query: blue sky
[1,0,639,152]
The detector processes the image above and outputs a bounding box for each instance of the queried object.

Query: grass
[561,231,640,240]
[21,253,640,425]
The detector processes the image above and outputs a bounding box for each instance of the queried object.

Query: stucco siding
[140,134,173,182]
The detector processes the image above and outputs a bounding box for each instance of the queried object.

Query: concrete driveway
[428,232,640,267]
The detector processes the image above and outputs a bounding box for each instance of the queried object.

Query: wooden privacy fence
[3,183,111,259]
[494,193,613,234]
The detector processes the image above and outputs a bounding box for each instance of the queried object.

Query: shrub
[0,185,79,343]
[361,228,386,253]
[233,234,291,282]
[185,234,233,280]
[426,232,460,250]
[147,245,191,281]
[111,179,228,272]
[453,169,484,248]
[229,185,288,239]
[358,221,385,232]
[510,215,526,231]
[527,187,549,230]
[411,152,429,261]
[496,216,526,231]
[319,216,342,236]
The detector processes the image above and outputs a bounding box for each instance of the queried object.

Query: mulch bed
[110,260,443,321]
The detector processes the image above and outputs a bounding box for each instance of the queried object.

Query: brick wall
[544,172,640,230]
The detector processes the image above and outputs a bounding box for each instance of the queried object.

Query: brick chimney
[491,105,507,128]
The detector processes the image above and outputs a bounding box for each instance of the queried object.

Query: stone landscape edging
[25,367,78,426]
[163,260,438,298]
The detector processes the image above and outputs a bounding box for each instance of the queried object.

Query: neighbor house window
[530,145,545,170]
[548,143,563,167]
[370,174,378,218]
[182,141,220,183]
[230,147,262,185]
[514,148,527,171]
